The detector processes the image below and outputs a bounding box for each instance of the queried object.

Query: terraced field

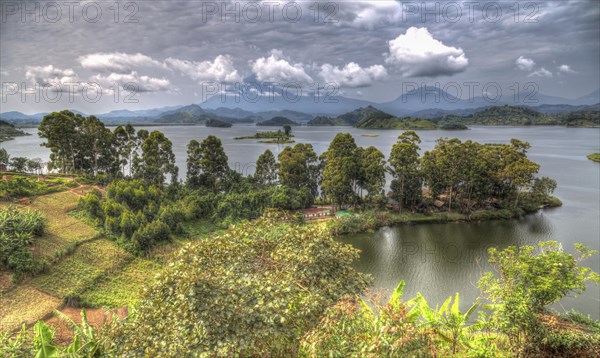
[0,184,219,334]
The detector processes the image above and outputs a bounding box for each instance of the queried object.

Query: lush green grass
[78,258,160,308]
[28,191,100,263]
[0,286,62,332]
[587,153,600,162]
[29,239,131,299]
[0,175,78,199]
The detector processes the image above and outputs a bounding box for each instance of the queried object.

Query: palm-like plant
[54,309,105,357]
[413,292,478,354]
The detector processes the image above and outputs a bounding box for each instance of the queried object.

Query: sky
[1,0,599,114]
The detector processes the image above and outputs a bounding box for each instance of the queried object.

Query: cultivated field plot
[79,258,161,308]
[28,190,99,261]
[0,286,62,333]
[29,239,132,298]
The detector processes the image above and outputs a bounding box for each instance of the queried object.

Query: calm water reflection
[2,125,599,318]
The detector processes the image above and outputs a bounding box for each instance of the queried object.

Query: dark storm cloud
[0,0,598,113]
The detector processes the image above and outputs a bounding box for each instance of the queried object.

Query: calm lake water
[2,125,599,318]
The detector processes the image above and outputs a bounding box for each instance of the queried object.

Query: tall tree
[388,131,422,213]
[199,135,229,192]
[186,139,203,189]
[134,130,178,185]
[0,148,9,170]
[321,133,359,207]
[358,146,386,206]
[114,124,138,176]
[278,143,320,199]
[38,111,117,175]
[254,149,278,187]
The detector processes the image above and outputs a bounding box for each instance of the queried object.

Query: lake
[2,125,599,318]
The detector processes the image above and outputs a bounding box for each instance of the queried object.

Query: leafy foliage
[479,241,600,353]
[0,206,46,279]
[108,212,370,357]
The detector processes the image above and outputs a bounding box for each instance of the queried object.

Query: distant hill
[206,118,233,128]
[0,119,29,142]
[257,116,299,126]
[255,110,314,123]
[336,106,393,126]
[560,109,600,127]
[307,116,338,126]
[354,116,438,130]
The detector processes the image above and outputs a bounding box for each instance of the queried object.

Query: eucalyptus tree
[278,143,320,200]
[321,133,360,208]
[254,149,278,187]
[388,131,422,212]
[134,130,178,186]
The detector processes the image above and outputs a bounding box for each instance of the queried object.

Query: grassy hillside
[0,182,221,334]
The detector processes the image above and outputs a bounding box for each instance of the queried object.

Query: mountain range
[1,86,598,125]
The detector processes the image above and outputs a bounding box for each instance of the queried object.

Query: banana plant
[413,292,478,354]
[33,321,57,358]
[54,308,105,357]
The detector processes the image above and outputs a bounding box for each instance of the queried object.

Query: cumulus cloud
[25,65,79,89]
[515,56,536,71]
[166,55,241,84]
[79,52,165,74]
[528,67,553,78]
[558,64,576,73]
[319,62,387,88]
[91,72,172,93]
[251,50,313,84]
[385,27,469,77]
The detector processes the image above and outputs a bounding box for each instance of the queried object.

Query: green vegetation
[300,241,599,357]
[0,174,77,199]
[205,118,232,128]
[588,153,600,162]
[78,180,183,254]
[0,119,29,142]
[259,138,295,143]
[355,115,438,130]
[0,206,46,279]
[235,127,294,143]
[434,105,599,127]
[257,116,299,126]
[2,112,596,357]
[309,105,598,128]
[4,238,596,357]
[108,212,370,356]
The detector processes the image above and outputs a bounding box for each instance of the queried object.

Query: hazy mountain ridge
[2,87,598,125]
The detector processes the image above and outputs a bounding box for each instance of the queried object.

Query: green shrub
[479,241,600,353]
[108,213,370,357]
[0,206,46,279]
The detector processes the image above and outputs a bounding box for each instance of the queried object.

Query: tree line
[38,110,556,216]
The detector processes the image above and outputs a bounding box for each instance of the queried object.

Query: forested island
[0,120,29,142]
[307,105,599,129]
[205,118,232,128]
[1,110,599,357]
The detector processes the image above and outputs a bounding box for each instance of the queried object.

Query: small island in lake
[588,153,600,162]
[307,106,461,130]
[206,118,233,128]
[257,116,299,126]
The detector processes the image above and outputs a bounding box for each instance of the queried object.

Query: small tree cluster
[78,180,183,253]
